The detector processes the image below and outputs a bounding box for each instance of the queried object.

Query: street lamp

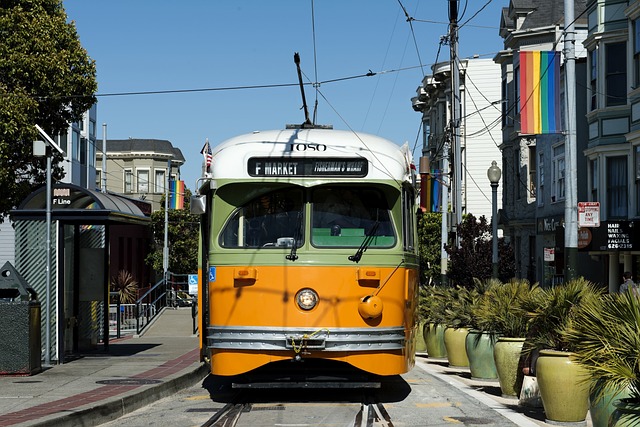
[487,160,501,279]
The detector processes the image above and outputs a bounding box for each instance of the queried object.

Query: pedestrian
[619,271,638,295]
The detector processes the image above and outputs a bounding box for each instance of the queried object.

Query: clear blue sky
[63,0,507,191]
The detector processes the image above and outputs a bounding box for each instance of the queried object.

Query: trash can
[0,261,41,375]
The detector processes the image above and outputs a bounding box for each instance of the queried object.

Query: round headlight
[296,288,319,311]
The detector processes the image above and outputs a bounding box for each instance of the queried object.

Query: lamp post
[487,160,501,279]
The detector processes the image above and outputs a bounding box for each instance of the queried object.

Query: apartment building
[95,139,185,212]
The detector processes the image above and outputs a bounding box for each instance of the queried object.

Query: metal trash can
[0,261,41,375]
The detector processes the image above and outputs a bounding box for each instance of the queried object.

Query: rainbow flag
[168,180,184,210]
[519,51,561,134]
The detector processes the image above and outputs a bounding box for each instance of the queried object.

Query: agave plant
[564,291,640,403]
[110,270,139,304]
[525,278,604,353]
[472,278,540,337]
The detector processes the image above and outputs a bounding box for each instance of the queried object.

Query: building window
[137,170,149,193]
[635,19,640,87]
[591,159,598,202]
[96,169,101,190]
[155,170,165,194]
[606,42,627,107]
[590,48,598,110]
[529,145,537,199]
[72,131,80,161]
[552,144,565,202]
[514,150,520,200]
[607,156,628,218]
[515,64,521,114]
[537,152,544,206]
[502,78,508,127]
[124,169,133,193]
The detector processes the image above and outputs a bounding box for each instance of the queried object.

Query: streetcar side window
[402,186,416,251]
[220,188,304,248]
[311,187,395,248]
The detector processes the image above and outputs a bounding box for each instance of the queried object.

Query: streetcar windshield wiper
[286,210,303,261]
[348,221,380,263]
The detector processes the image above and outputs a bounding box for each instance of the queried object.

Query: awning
[11,183,151,225]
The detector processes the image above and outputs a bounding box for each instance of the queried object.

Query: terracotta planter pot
[465,330,498,380]
[443,327,469,368]
[493,337,525,398]
[424,323,447,359]
[536,349,590,423]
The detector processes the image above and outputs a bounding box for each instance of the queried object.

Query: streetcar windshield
[220,188,304,248]
[311,187,395,248]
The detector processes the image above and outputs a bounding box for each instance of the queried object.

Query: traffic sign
[578,202,600,227]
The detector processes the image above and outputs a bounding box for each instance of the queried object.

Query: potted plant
[473,279,540,398]
[420,285,449,359]
[464,278,499,380]
[442,285,478,368]
[526,278,604,424]
[564,290,640,426]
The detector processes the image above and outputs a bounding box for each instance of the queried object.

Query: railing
[109,271,198,338]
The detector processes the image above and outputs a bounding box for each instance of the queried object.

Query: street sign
[188,274,198,295]
[578,202,600,227]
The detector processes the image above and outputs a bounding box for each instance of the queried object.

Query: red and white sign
[578,202,600,227]
[544,247,555,262]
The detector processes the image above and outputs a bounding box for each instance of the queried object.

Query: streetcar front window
[311,187,395,248]
[220,188,304,248]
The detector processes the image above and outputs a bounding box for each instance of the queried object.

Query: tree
[0,0,97,218]
[445,214,515,288]
[146,188,200,275]
[417,211,442,285]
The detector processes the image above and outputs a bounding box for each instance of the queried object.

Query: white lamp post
[487,160,501,279]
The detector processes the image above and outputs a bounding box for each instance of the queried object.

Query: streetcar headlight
[296,288,319,311]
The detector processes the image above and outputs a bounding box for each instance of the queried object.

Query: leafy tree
[0,0,97,218]
[417,211,442,285]
[146,188,200,275]
[445,213,515,288]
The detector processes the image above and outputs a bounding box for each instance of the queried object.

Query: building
[492,0,607,286]
[95,139,185,212]
[581,0,640,291]
[412,57,503,232]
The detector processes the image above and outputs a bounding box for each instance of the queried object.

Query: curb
[30,363,209,427]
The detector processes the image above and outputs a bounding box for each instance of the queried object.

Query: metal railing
[109,271,198,338]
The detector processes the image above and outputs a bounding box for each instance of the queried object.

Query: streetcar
[192,126,420,379]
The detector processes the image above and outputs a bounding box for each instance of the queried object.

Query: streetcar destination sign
[248,157,368,177]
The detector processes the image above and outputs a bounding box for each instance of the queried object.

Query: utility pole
[564,0,578,280]
[449,0,462,248]
[101,124,107,193]
[163,160,171,287]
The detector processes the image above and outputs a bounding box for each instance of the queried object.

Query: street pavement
[0,308,592,426]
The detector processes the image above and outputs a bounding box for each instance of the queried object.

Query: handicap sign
[209,266,216,282]
[188,274,198,295]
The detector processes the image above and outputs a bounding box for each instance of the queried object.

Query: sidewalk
[0,307,205,427]
[0,311,593,427]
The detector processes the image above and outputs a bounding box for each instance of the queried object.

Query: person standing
[620,271,637,295]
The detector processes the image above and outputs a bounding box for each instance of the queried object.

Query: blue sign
[209,266,216,282]
[188,274,198,285]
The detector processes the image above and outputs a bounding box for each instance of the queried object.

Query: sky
[62,0,508,192]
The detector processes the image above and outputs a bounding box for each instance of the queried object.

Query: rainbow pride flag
[168,180,184,210]
[519,50,561,134]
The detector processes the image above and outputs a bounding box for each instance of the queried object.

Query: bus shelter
[10,183,151,363]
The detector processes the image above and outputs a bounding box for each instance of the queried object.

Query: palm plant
[443,285,479,329]
[473,278,540,337]
[564,291,640,403]
[525,278,604,353]
[419,285,451,326]
[110,270,139,304]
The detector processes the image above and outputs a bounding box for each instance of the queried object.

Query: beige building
[96,139,185,212]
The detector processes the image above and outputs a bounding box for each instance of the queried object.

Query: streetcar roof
[206,128,414,183]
